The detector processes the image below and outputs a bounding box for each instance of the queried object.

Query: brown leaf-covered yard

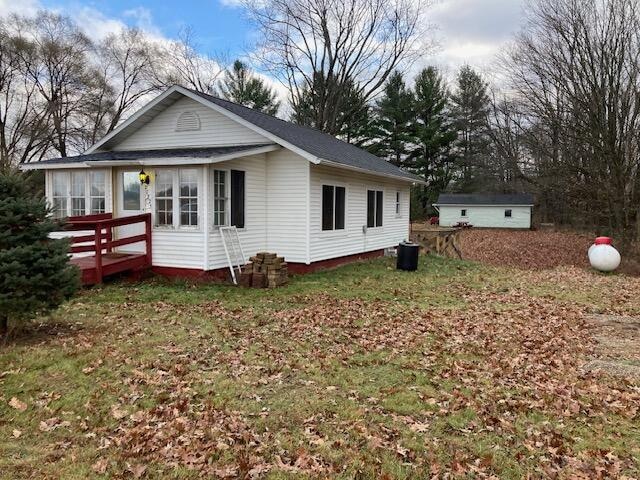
[2,253,640,479]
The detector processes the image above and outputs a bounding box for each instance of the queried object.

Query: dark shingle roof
[34,145,274,165]
[187,89,422,182]
[435,193,534,206]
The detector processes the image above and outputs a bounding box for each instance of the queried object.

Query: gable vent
[176,111,201,132]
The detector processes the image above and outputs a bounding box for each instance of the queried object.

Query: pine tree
[408,67,457,215]
[291,74,372,146]
[218,60,280,115]
[370,71,414,166]
[450,65,491,191]
[0,173,79,336]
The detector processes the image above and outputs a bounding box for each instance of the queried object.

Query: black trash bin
[397,241,419,271]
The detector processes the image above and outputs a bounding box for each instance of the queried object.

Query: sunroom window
[153,168,199,228]
[51,170,107,218]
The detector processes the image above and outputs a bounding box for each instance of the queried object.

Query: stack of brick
[238,252,288,288]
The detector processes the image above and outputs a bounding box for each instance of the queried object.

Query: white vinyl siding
[114,97,268,150]
[207,154,268,269]
[309,164,410,263]
[438,205,532,229]
[265,150,308,263]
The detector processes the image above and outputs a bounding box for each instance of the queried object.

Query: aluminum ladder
[220,226,246,285]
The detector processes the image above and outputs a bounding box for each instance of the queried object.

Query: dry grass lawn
[2,255,640,479]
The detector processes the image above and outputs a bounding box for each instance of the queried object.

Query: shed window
[51,170,107,218]
[322,185,346,231]
[461,209,467,217]
[505,209,512,218]
[395,191,401,216]
[367,190,383,228]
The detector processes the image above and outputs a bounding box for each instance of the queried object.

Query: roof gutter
[318,158,425,184]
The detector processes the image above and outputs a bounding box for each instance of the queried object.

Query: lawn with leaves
[2,256,640,479]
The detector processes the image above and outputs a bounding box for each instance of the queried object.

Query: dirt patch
[583,314,640,379]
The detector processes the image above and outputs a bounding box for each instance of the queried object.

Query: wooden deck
[65,213,152,286]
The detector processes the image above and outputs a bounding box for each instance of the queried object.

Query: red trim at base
[288,249,385,274]
[150,249,386,281]
[152,266,230,281]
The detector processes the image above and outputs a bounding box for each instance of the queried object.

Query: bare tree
[244,0,432,134]
[502,0,640,240]
[151,28,225,94]
[12,12,94,158]
[0,19,51,170]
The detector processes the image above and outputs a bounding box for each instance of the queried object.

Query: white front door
[115,169,146,253]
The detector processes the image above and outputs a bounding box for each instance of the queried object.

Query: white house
[23,85,422,279]
[434,193,534,229]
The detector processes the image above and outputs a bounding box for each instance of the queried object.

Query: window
[213,170,227,226]
[51,170,107,218]
[505,209,512,218]
[179,169,198,227]
[70,172,86,216]
[52,171,68,219]
[155,170,173,226]
[153,168,199,228]
[122,172,141,210]
[395,191,401,216]
[461,209,467,217]
[90,171,106,214]
[230,170,245,228]
[367,190,383,228]
[321,185,346,231]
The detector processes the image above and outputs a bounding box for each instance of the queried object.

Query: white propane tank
[588,237,621,272]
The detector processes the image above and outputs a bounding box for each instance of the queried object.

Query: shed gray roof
[435,193,534,206]
[32,145,273,165]
[187,89,422,182]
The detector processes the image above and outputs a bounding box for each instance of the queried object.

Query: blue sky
[1,0,527,84]
[38,0,252,57]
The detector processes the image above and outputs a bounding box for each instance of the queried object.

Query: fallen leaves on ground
[459,228,594,270]
[3,262,640,478]
[8,397,27,411]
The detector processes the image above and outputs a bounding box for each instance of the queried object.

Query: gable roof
[185,89,422,183]
[434,193,534,206]
[69,85,422,183]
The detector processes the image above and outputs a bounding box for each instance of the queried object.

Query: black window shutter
[335,187,345,230]
[375,190,383,227]
[322,185,334,230]
[230,170,245,228]
[367,190,375,228]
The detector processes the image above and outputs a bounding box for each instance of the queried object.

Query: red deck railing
[65,213,152,284]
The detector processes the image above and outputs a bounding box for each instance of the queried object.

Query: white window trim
[461,209,468,217]
[50,170,108,218]
[152,167,202,231]
[212,168,229,228]
[504,208,513,219]
[209,168,247,233]
[395,190,401,218]
[366,187,384,230]
[320,182,348,235]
